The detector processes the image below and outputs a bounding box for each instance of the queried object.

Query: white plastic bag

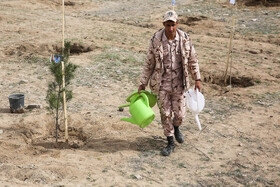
[185,88,205,130]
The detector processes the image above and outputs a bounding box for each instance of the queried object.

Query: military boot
[161,136,175,156]
[174,126,184,143]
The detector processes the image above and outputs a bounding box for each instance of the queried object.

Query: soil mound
[4,43,96,58]
[241,0,280,6]
[4,43,55,58]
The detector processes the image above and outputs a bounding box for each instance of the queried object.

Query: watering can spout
[121,117,137,125]
[194,114,202,130]
[119,92,155,128]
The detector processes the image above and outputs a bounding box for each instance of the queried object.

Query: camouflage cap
[163,10,178,22]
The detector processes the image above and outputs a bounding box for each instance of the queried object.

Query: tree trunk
[55,86,61,143]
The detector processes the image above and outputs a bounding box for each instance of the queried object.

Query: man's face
[163,20,178,36]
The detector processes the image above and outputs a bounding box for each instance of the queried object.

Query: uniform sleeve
[139,39,156,86]
[187,38,201,81]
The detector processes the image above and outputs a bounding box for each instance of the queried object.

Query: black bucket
[8,94,25,113]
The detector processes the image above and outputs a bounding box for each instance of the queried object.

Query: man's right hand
[138,84,146,94]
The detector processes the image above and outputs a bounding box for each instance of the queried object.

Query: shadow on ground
[33,136,166,153]
[0,108,11,113]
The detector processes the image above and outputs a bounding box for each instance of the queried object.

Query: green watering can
[118,93,155,128]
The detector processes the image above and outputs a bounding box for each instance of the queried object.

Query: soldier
[138,10,202,156]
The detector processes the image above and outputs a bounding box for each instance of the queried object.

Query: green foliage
[46,41,77,111]
[46,82,61,111]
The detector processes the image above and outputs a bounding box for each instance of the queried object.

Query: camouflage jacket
[140,28,201,95]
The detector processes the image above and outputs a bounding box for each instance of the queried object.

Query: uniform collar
[162,29,179,42]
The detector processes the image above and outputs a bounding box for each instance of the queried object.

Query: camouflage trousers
[158,90,186,137]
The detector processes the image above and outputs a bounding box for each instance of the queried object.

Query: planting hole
[54,43,95,55]
[203,73,255,88]
[180,16,208,26]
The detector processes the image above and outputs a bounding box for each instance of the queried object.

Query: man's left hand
[195,80,201,92]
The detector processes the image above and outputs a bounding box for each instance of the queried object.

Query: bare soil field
[0,0,279,186]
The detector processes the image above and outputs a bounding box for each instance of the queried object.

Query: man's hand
[138,84,146,94]
[195,80,201,92]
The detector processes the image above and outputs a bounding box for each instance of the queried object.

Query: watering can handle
[118,93,149,108]
[130,93,149,107]
[140,93,149,107]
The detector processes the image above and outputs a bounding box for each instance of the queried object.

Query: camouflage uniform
[140,28,201,137]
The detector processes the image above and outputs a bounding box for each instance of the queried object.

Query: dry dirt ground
[0,0,279,186]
